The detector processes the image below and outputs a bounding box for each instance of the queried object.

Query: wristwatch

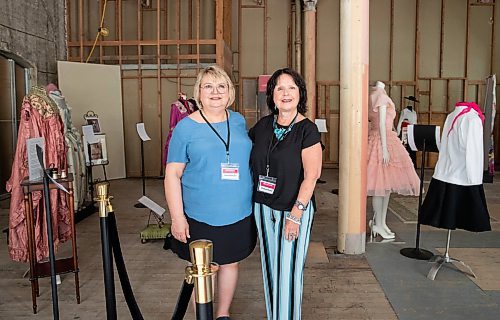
[294,200,307,211]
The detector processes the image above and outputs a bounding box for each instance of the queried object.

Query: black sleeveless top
[249,114,321,211]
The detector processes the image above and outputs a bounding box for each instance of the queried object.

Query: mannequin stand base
[400,247,433,260]
[427,254,476,280]
[134,202,146,208]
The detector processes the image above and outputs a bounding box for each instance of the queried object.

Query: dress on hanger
[367,87,420,197]
[6,86,71,262]
[48,87,87,211]
[420,102,491,232]
[163,98,196,164]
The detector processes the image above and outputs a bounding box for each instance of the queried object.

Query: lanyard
[265,112,298,176]
[200,109,231,162]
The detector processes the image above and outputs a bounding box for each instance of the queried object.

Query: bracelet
[286,212,301,225]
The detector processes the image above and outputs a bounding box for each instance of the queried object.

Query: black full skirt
[419,178,491,232]
[164,214,257,265]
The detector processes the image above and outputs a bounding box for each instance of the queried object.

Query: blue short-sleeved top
[167,110,253,226]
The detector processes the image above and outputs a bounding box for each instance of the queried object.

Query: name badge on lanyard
[200,109,239,181]
[258,175,277,194]
[258,113,298,195]
[221,163,240,180]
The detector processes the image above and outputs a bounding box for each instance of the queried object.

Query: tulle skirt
[367,130,420,197]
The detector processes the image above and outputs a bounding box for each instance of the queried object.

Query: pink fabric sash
[447,102,485,136]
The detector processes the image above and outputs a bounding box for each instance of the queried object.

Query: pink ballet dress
[367,87,420,197]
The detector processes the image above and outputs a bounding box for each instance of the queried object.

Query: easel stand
[400,140,433,260]
[427,230,476,280]
[86,142,109,201]
[134,140,146,208]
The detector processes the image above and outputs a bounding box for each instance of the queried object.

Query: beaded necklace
[273,111,299,141]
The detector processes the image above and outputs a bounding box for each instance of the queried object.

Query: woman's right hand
[171,217,190,243]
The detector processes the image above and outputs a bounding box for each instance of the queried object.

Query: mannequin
[397,96,419,166]
[47,84,87,211]
[420,102,490,232]
[6,86,71,262]
[371,81,393,238]
[367,81,421,240]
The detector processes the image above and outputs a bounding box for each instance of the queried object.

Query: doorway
[0,52,31,198]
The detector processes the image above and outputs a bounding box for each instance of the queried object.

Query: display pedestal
[21,174,80,314]
[427,230,476,280]
[400,125,440,261]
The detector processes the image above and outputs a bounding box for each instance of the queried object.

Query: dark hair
[266,68,308,115]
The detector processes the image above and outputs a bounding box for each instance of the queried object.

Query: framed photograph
[83,134,108,165]
[85,116,101,134]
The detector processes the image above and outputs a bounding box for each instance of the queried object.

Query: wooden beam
[238,0,242,112]
[465,0,470,79]
[99,0,103,64]
[215,0,224,67]
[264,0,267,74]
[490,3,496,74]
[390,0,394,85]
[415,0,420,111]
[439,0,444,78]
[197,0,201,74]
[176,0,181,93]
[157,0,162,175]
[137,0,143,122]
[68,39,217,46]
[79,0,84,62]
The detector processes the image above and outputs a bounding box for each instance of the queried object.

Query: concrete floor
[0,168,498,319]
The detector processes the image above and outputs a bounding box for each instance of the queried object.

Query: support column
[338,0,369,254]
[303,0,317,120]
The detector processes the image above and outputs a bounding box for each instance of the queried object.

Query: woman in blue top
[164,65,255,320]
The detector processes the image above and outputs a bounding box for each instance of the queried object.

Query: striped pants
[254,202,314,320]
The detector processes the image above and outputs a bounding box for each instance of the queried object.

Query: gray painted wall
[0,0,66,85]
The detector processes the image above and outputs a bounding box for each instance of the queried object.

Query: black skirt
[419,178,491,232]
[164,214,257,265]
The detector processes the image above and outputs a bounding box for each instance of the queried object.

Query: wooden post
[338,0,369,254]
[303,0,317,121]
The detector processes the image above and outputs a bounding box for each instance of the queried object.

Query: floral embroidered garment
[6,87,71,262]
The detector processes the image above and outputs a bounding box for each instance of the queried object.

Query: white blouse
[396,107,418,135]
[433,106,484,186]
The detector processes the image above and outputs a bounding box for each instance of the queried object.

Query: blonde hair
[193,65,235,109]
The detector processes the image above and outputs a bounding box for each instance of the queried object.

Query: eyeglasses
[200,83,229,94]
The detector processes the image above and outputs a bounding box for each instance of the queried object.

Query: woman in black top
[249,68,322,320]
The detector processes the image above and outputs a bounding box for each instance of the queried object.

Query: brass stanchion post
[96,182,117,320]
[186,240,218,320]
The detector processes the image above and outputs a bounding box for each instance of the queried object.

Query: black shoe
[216,317,231,320]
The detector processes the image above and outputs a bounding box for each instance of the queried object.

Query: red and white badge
[258,175,277,194]
[221,163,240,180]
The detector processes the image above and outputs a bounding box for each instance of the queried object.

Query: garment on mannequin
[397,98,418,167]
[6,86,71,262]
[163,93,197,164]
[47,84,87,212]
[367,81,421,239]
[420,102,491,232]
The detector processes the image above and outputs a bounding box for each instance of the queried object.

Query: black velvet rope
[108,213,144,320]
[171,280,194,320]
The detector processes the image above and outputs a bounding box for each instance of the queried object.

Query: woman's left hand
[284,219,300,241]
